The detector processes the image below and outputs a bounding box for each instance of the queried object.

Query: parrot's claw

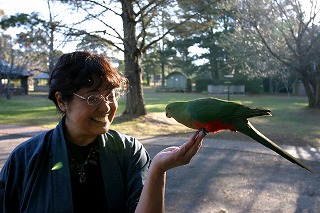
[198,128,208,136]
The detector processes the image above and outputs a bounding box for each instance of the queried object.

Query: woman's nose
[99,100,111,113]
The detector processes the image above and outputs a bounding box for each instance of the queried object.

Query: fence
[208,85,245,94]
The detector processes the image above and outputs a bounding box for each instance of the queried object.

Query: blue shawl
[0,120,150,213]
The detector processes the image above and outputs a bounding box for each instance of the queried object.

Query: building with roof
[0,60,32,96]
[33,73,50,92]
[165,71,188,92]
[156,71,191,92]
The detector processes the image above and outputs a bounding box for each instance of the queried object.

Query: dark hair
[48,51,128,113]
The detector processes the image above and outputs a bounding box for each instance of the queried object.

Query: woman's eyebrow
[103,87,114,92]
[86,88,113,94]
[85,88,100,94]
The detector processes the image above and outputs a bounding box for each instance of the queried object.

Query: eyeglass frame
[73,89,122,106]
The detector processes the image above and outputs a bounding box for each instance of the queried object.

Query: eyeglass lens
[87,90,121,106]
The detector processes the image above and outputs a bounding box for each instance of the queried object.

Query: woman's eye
[88,95,101,102]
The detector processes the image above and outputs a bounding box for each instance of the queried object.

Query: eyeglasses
[73,89,122,106]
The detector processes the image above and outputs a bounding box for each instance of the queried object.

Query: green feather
[187,98,271,123]
[166,101,195,128]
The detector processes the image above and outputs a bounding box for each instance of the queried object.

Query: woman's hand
[151,129,206,174]
[135,130,206,213]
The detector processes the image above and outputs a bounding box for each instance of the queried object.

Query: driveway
[1,125,320,212]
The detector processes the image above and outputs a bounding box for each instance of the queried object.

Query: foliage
[186,78,192,92]
[0,5,65,74]
[141,39,177,86]
[195,79,213,92]
[170,0,235,80]
[226,0,320,108]
[244,78,264,94]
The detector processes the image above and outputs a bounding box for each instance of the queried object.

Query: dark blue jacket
[0,120,151,213]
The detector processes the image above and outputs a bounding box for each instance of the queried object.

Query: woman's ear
[55,92,66,112]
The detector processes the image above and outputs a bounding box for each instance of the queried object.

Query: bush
[186,78,192,92]
[195,79,213,92]
[244,78,264,94]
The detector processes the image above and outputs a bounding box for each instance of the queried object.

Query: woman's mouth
[92,116,109,123]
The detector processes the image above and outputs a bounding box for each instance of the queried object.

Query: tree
[0,34,14,99]
[0,0,71,75]
[63,0,205,116]
[233,0,320,108]
[168,0,235,81]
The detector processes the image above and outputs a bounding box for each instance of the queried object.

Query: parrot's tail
[236,119,314,173]
[247,108,271,118]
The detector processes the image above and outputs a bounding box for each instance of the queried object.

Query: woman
[0,51,205,213]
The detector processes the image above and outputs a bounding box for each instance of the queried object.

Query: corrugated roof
[0,60,32,77]
[165,71,187,79]
[33,73,49,79]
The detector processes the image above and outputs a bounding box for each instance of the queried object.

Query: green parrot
[165,97,314,173]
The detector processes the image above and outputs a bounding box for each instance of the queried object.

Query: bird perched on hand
[165,97,314,173]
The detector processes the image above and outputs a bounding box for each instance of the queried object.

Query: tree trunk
[123,50,147,116]
[315,79,320,108]
[161,59,165,87]
[47,0,55,74]
[121,0,147,116]
[301,76,320,108]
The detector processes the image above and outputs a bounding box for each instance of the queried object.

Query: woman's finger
[182,129,206,158]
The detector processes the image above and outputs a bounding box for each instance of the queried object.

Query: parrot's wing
[186,98,242,123]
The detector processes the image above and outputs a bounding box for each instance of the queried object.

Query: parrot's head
[165,101,186,119]
[166,101,195,129]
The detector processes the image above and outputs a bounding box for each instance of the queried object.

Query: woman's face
[59,83,118,145]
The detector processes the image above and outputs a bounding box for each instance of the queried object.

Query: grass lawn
[1,87,319,148]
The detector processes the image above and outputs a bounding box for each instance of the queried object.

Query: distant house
[165,71,188,92]
[0,60,32,95]
[33,73,50,92]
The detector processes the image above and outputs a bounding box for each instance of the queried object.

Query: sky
[0,0,48,15]
[0,0,81,52]
[0,0,123,53]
